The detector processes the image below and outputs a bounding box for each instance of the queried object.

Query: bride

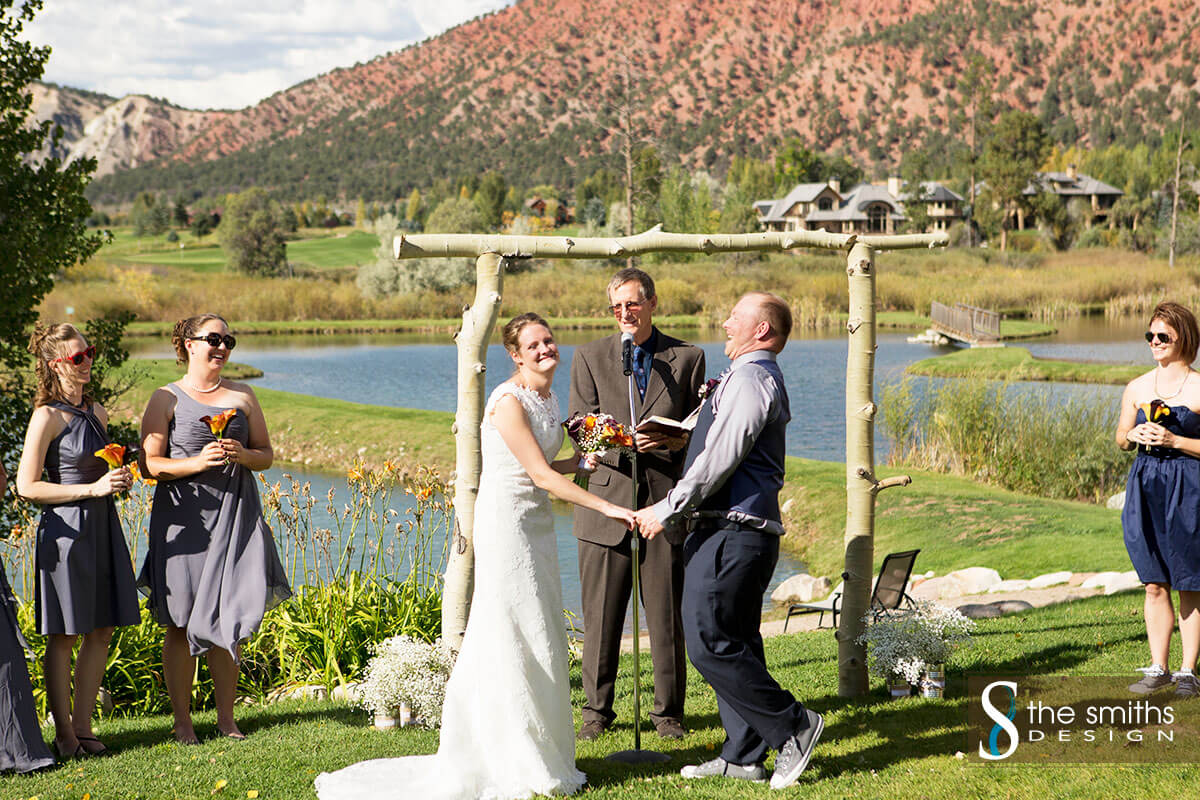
[316,313,637,799]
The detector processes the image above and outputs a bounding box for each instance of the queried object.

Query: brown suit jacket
[569,329,705,547]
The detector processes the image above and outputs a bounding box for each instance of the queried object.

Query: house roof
[758,182,836,222]
[1022,171,1123,197]
[805,183,905,222]
[900,181,964,203]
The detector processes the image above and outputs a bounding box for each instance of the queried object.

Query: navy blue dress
[1122,405,1200,590]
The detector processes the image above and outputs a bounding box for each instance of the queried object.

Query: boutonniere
[698,377,723,402]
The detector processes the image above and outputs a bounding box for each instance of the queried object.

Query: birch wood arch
[395,227,947,697]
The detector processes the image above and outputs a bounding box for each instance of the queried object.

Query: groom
[633,292,822,790]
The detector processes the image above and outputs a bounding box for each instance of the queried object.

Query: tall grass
[43,245,1200,330]
[880,376,1133,502]
[2,464,450,716]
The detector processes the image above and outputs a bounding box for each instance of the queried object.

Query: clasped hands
[199,439,246,468]
[1127,422,1175,449]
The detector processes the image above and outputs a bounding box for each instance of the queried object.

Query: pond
[125,314,1153,627]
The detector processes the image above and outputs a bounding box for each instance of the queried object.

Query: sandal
[54,740,85,760]
[76,734,112,758]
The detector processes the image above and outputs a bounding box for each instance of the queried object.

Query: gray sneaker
[1129,666,1174,694]
[1174,672,1199,698]
[680,757,767,782]
[770,708,824,790]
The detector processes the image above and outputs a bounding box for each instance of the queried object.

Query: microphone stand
[607,343,670,765]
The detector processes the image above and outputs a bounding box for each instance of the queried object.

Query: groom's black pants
[682,523,805,766]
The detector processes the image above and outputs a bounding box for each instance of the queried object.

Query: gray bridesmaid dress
[34,402,140,635]
[138,384,291,657]
[0,563,54,773]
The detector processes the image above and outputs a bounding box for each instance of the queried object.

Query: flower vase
[888,675,914,698]
[920,664,945,698]
[372,702,414,730]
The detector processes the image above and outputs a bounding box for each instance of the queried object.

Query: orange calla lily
[200,408,237,437]
[94,443,126,469]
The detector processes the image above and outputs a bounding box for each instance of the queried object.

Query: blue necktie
[633,345,648,398]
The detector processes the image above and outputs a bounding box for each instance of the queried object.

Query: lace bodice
[481,382,563,490]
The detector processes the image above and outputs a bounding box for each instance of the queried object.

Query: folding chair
[783,549,920,632]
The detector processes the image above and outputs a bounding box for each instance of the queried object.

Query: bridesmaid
[0,464,55,773]
[15,324,140,759]
[139,313,291,743]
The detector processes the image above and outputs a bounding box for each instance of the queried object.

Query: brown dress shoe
[655,719,686,740]
[577,720,608,741]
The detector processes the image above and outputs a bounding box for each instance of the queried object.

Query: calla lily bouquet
[564,412,634,488]
[200,408,237,438]
[1137,399,1174,453]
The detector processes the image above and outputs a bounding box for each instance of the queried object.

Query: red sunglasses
[53,346,97,366]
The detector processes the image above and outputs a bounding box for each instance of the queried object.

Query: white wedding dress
[316,382,586,799]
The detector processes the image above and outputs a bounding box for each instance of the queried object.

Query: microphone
[621,331,635,376]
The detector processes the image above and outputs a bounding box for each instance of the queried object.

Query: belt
[685,513,783,535]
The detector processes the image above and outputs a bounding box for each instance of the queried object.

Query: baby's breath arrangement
[857,601,975,685]
[359,635,454,727]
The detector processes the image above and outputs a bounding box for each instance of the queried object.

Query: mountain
[45,0,1198,205]
[27,83,227,178]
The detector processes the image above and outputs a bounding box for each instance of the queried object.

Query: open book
[635,404,702,438]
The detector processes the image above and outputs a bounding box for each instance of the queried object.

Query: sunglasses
[188,333,237,350]
[53,345,96,365]
[1145,331,1174,345]
[608,301,644,315]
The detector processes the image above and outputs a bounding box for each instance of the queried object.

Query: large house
[1014,165,1123,229]
[756,178,964,235]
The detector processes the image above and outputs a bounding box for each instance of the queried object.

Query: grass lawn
[3,593,1189,800]
[907,346,1141,385]
[103,228,379,274]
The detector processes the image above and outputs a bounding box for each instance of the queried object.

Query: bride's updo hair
[28,323,91,408]
[172,313,228,364]
[501,313,552,355]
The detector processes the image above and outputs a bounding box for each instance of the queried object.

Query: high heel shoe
[76,734,112,758]
[54,739,85,760]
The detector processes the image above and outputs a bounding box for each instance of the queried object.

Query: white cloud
[23,1,513,110]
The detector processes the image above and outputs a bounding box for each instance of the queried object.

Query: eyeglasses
[608,301,644,315]
[1145,331,1174,345]
[189,333,237,350]
[53,346,96,365]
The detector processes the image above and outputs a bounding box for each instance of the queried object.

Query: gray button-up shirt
[649,349,785,533]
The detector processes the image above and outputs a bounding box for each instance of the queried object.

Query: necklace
[1155,368,1190,400]
[186,376,222,394]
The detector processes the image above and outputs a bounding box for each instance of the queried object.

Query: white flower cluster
[358,635,454,728]
[857,601,975,683]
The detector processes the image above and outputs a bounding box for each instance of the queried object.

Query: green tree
[979,111,1052,250]
[355,196,367,229]
[405,188,423,223]
[190,212,215,239]
[631,146,662,230]
[217,188,287,275]
[129,191,170,236]
[773,139,823,190]
[472,171,507,230]
[1,0,106,494]
[425,196,485,234]
[172,194,190,227]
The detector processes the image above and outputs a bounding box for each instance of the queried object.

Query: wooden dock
[929,301,1003,347]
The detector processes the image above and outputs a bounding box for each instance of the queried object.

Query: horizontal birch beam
[394,226,948,260]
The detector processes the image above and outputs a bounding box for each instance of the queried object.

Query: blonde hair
[28,323,91,408]
[172,313,228,364]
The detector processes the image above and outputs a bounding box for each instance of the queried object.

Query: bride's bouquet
[564,412,635,488]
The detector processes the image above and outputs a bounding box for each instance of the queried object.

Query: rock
[96,687,114,714]
[1103,571,1143,595]
[780,498,794,515]
[1028,571,1073,589]
[910,575,927,589]
[333,682,363,702]
[945,567,1003,594]
[267,684,328,703]
[957,603,1002,619]
[1107,491,1126,511]
[1068,572,1093,587]
[1081,571,1124,591]
[911,575,967,601]
[988,579,1031,593]
[990,600,1034,614]
[770,574,832,604]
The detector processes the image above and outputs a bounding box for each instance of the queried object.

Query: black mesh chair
[783,549,920,632]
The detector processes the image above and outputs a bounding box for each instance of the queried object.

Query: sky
[25,0,513,111]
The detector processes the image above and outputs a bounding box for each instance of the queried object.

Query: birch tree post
[836,242,911,696]
[398,227,944,687]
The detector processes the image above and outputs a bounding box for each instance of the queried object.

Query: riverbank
[907,346,1141,384]
[122,311,1056,340]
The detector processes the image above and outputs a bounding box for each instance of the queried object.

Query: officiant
[568,267,705,742]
